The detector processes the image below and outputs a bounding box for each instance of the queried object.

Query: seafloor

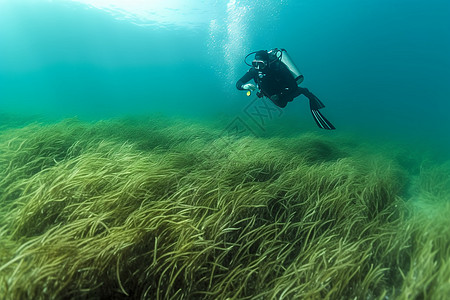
[0,115,449,299]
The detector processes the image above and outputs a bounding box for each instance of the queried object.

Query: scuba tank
[268,48,304,85]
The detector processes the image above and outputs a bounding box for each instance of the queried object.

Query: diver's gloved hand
[242,83,256,91]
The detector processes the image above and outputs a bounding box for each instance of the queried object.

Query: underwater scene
[0,0,449,299]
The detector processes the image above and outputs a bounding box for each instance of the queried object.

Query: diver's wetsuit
[236,59,311,108]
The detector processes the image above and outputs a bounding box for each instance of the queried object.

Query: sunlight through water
[68,0,285,86]
[68,0,220,28]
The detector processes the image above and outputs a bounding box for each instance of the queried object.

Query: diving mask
[252,60,267,70]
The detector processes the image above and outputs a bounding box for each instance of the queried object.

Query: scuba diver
[236,48,335,130]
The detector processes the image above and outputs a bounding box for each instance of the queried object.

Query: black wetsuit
[236,60,310,108]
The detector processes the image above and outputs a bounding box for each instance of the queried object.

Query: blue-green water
[1,2,450,298]
[1,0,449,154]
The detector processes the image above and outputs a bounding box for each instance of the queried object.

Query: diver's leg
[292,87,305,99]
[297,87,325,110]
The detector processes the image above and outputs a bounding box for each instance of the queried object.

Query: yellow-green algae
[0,116,448,299]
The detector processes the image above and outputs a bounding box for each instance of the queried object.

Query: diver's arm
[236,69,256,90]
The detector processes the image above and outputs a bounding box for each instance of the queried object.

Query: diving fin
[310,108,336,130]
[309,94,325,110]
[307,93,335,130]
